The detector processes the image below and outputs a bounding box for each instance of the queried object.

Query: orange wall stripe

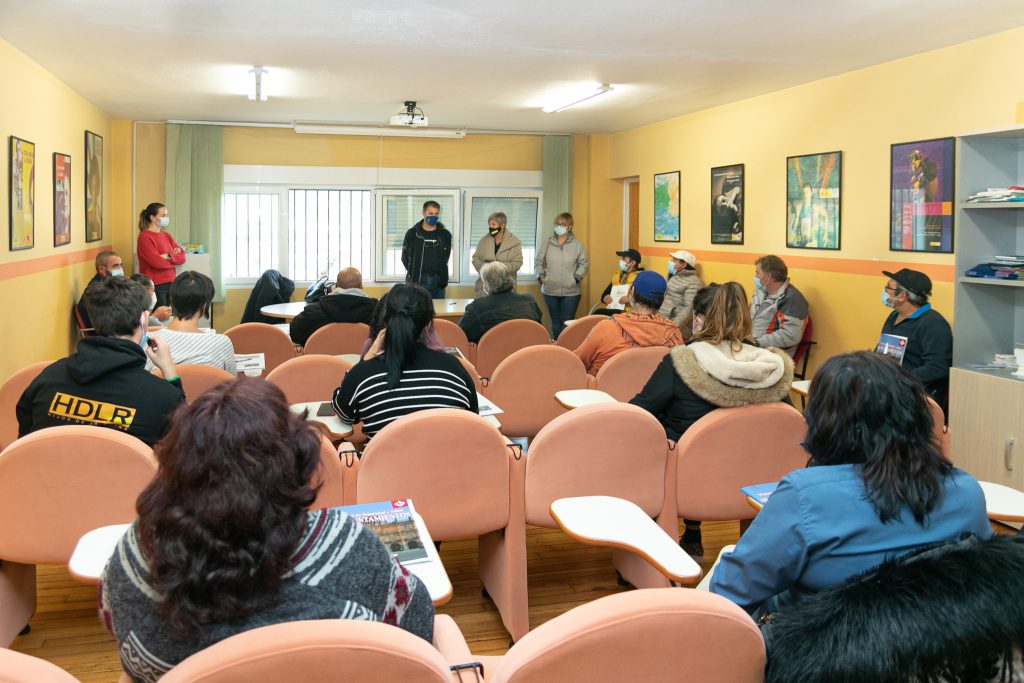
[638,246,955,282]
[0,245,112,283]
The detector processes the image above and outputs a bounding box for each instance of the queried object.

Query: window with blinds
[376,191,459,282]
[222,191,281,280]
[465,193,542,279]
[288,189,373,282]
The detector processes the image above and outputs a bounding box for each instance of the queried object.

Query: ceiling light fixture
[293,123,466,139]
[248,66,268,102]
[543,83,613,113]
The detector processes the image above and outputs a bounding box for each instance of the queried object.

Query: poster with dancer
[890,138,954,253]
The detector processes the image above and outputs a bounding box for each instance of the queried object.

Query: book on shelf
[966,186,1024,203]
[740,482,778,506]
[336,499,430,565]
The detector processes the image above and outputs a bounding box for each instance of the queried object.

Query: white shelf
[957,276,1024,288]
[961,202,1024,210]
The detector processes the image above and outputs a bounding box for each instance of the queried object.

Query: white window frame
[374,189,461,283]
[461,189,543,284]
[222,184,289,287]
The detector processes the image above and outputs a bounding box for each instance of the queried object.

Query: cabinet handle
[1005,437,1016,471]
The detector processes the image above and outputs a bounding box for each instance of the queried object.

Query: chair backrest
[555,315,606,351]
[489,588,765,683]
[358,409,511,540]
[223,323,297,377]
[926,395,950,459]
[159,619,453,683]
[265,355,353,404]
[167,364,235,403]
[486,345,589,439]
[793,315,815,380]
[524,402,668,527]
[675,403,807,521]
[0,426,157,564]
[473,319,551,379]
[0,648,81,683]
[310,435,346,510]
[456,356,483,394]
[432,318,471,358]
[593,346,670,401]
[303,322,370,356]
[0,360,52,450]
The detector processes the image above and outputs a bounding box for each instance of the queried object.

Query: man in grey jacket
[535,212,589,339]
[750,255,808,356]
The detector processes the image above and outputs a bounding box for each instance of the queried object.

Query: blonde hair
[555,212,574,229]
[692,281,752,349]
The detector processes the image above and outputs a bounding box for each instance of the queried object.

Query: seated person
[129,273,172,326]
[289,267,378,346]
[750,254,808,356]
[76,249,123,330]
[145,271,236,374]
[593,248,644,315]
[459,262,543,343]
[708,351,991,617]
[658,249,703,328]
[631,281,793,557]
[574,270,683,375]
[100,379,434,683]
[360,291,445,358]
[18,276,184,446]
[334,284,478,438]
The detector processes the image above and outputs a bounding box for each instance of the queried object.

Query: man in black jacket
[459,262,542,343]
[289,268,378,346]
[18,277,185,446]
[401,200,452,298]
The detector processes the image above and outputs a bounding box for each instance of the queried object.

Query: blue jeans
[543,294,581,340]
[410,274,446,299]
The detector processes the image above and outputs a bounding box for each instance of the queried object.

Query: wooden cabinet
[949,368,1020,487]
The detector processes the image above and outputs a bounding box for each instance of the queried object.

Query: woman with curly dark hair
[99,378,434,683]
[709,351,990,617]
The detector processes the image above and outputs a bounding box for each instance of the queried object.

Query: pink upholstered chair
[484,345,589,439]
[159,619,455,683]
[355,409,528,641]
[266,355,353,404]
[432,318,471,358]
[451,589,765,683]
[309,435,348,509]
[0,426,157,646]
[0,648,81,682]
[591,346,670,400]
[471,319,551,380]
[455,356,483,394]
[524,402,675,589]
[674,403,807,531]
[0,360,51,450]
[154,364,234,403]
[302,322,370,356]
[223,323,297,377]
[927,396,950,459]
[554,314,605,351]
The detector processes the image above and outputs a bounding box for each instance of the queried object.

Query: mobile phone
[146,337,159,351]
[316,402,334,417]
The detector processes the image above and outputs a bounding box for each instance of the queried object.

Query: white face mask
[150,293,158,310]
[109,267,124,278]
[619,260,628,272]
[158,216,170,228]
[554,225,568,236]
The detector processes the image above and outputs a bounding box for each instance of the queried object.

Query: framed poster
[786,151,841,250]
[8,136,35,251]
[653,170,680,242]
[85,130,103,242]
[890,137,954,253]
[53,152,71,247]
[711,164,744,244]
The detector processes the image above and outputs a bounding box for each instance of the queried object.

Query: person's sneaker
[680,538,704,560]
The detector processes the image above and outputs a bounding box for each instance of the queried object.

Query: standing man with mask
[401,200,452,299]
[878,268,952,403]
[76,250,123,330]
[750,255,808,356]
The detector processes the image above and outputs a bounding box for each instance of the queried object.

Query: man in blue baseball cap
[575,270,684,374]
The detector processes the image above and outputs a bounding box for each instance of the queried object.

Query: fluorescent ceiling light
[293,123,466,139]
[543,83,613,113]
[248,66,268,102]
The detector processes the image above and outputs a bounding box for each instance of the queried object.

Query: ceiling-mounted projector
[390,100,428,127]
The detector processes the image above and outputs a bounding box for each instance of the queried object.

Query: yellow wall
[0,37,121,384]
[602,27,1024,375]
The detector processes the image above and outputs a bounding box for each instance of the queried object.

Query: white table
[433,299,474,319]
[549,496,702,584]
[336,353,362,366]
[261,301,307,321]
[68,517,453,606]
[555,389,617,409]
[978,480,1024,523]
[291,401,354,439]
[790,379,811,397]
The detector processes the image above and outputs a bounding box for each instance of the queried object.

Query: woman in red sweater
[137,202,186,306]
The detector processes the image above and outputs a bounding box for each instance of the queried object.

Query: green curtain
[165,124,224,301]
[542,135,573,231]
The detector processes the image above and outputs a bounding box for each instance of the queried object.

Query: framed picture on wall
[85,130,103,242]
[786,151,841,250]
[889,137,954,253]
[711,164,744,245]
[53,152,71,247]
[653,170,680,242]
[8,136,35,251]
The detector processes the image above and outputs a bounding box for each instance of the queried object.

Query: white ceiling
[1,0,1023,135]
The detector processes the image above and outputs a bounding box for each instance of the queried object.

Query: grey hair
[480,261,514,295]
[896,284,928,306]
[487,212,507,227]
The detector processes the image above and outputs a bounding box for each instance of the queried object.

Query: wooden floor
[9,520,741,682]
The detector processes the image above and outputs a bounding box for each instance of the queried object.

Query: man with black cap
[595,248,644,315]
[879,268,952,402]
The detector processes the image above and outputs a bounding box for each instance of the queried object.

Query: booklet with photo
[336,499,430,565]
[740,482,779,506]
[607,283,630,310]
[874,333,908,364]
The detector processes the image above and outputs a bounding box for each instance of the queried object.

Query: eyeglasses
[884,285,900,293]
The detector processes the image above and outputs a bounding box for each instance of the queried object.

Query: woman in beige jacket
[472,212,523,297]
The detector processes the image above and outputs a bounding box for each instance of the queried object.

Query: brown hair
[555,212,574,229]
[755,255,788,282]
[692,281,752,349]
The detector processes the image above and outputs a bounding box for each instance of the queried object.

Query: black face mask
[489,228,501,236]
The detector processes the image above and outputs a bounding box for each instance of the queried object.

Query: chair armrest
[433,615,473,663]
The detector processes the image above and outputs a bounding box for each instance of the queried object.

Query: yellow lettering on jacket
[48,392,136,429]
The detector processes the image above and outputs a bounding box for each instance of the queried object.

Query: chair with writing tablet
[266,355,353,405]
[0,648,81,683]
[153,364,234,403]
[455,356,484,394]
[554,314,606,351]
[485,345,588,439]
[471,319,552,380]
[223,323,297,377]
[433,318,471,359]
[355,408,528,641]
[0,426,156,646]
[591,346,670,401]
[302,322,370,356]
[309,435,349,509]
[0,360,52,450]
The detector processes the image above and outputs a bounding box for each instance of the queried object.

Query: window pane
[222,192,279,279]
[468,196,539,277]
[379,194,456,280]
[289,189,372,281]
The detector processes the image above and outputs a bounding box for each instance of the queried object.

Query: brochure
[874,333,908,364]
[740,482,778,507]
[336,499,429,565]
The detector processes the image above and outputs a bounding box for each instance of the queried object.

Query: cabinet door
[950,368,1022,487]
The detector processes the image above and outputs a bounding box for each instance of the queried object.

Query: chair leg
[0,562,37,647]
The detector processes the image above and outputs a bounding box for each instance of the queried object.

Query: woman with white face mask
[535,211,589,339]
[129,273,172,327]
[137,202,186,307]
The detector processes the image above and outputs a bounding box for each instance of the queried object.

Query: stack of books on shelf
[966,255,1024,280]
[966,186,1024,203]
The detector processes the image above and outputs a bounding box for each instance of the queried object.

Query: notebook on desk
[336,499,430,565]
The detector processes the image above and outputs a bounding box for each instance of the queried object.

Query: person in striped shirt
[333,283,477,438]
[145,271,236,375]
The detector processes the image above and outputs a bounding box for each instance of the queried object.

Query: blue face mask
[667,261,676,276]
[754,276,765,291]
[554,225,568,236]
[619,260,628,272]
[881,289,895,308]
[140,332,149,351]
[425,215,439,226]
